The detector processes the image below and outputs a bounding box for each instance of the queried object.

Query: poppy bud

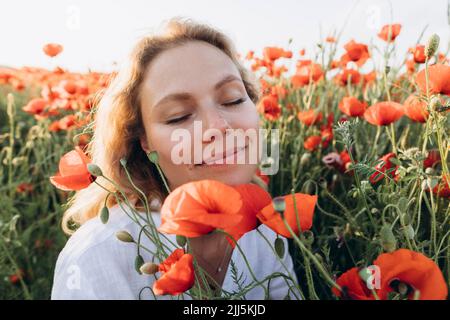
[300,153,311,166]
[380,224,397,252]
[100,206,109,224]
[274,237,285,258]
[425,34,440,58]
[272,196,286,213]
[176,235,187,247]
[318,177,327,189]
[147,151,159,164]
[358,267,372,284]
[116,230,134,243]
[301,180,315,195]
[301,230,315,246]
[135,254,145,274]
[139,262,159,275]
[404,225,415,240]
[87,163,103,177]
[425,167,435,175]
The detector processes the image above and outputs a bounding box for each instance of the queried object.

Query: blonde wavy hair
[61,16,262,234]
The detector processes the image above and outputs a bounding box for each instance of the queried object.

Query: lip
[197,145,248,166]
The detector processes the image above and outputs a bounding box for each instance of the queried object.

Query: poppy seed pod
[425,34,440,58]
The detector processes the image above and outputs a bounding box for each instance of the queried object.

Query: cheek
[232,102,259,130]
[147,125,178,162]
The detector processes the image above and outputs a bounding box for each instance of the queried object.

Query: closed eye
[223,97,247,107]
[165,114,191,125]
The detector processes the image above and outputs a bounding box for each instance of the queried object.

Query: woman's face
[139,41,260,190]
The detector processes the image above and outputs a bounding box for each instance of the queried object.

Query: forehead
[140,41,241,107]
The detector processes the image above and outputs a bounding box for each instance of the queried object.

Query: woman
[51,17,300,300]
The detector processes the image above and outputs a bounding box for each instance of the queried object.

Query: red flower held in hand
[49,146,95,191]
[43,43,63,57]
[364,101,404,126]
[257,193,317,238]
[153,248,195,296]
[374,249,448,300]
[225,184,272,247]
[158,180,244,238]
[369,153,398,184]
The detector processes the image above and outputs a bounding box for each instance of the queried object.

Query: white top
[51,202,301,300]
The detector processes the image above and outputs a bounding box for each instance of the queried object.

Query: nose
[202,109,231,143]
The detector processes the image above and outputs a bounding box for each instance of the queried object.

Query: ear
[140,135,151,153]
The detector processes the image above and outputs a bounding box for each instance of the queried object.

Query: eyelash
[165,98,246,125]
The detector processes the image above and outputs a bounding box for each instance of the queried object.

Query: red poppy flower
[364,101,404,126]
[416,64,450,96]
[410,45,426,64]
[304,135,322,151]
[22,98,48,115]
[369,153,398,184]
[291,63,324,88]
[322,150,352,173]
[403,94,429,123]
[257,94,281,121]
[257,193,317,238]
[297,109,323,126]
[374,249,448,300]
[334,68,361,86]
[338,96,367,117]
[378,24,402,42]
[153,249,195,296]
[9,269,25,285]
[332,267,375,300]
[158,180,244,238]
[43,43,63,57]
[340,40,370,67]
[263,47,292,61]
[406,59,416,74]
[432,176,450,198]
[16,182,34,194]
[224,184,272,247]
[423,149,440,169]
[49,146,94,191]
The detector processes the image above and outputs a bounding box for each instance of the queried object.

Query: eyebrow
[152,74,243,110]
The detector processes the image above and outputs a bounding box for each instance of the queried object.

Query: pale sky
[0,0,449,72]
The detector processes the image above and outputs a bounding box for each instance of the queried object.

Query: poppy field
[0,23,449,300]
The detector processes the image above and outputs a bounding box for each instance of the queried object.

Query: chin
[194,163,257,186]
